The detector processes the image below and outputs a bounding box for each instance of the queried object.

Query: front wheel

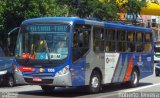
[7,76,15,87]
[155,70,159,76]
[41,85,55,93]
[129,69,139,87]
[88,71,101,93]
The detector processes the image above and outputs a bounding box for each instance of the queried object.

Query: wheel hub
[133,71,138,84]
[9,77,13,86]
[91,77,99,88]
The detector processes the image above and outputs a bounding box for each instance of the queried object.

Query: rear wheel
[7,76,15,87]
[88,70,101,93]
[129,69,139,87]
[155,70,159,76]
[156,73,159,76]
[41,85,55,93]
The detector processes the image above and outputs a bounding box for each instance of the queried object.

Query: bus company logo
[106,58,109,64]
[105,55,115,64]
[40,68,44,72]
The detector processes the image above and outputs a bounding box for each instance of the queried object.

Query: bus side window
[105,29,116,52]
[144,33,152,53]
[93,27,104,52]
[136,32,144,52]
[117,29,127,52]
[72,24,90,62]
[127,31,136,52]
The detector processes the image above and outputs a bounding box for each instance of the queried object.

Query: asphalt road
[0,64,160,98]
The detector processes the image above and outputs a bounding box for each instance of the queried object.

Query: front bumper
[24,72,72,86]
[14,70,28,85]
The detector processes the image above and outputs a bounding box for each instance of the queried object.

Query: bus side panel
[105,53,120,83]
[105,53,153,83]
[111,53,133,83]
[133,53,154,79]
[122,53,154,82]
[71,58,86,86]
[117,53,131,82]
[84,51,105,85]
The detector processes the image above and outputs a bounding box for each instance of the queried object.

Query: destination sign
[26,24,69,32]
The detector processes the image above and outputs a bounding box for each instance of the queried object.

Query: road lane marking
[123,83,160,92]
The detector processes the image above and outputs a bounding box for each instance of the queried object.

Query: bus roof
[22,17,153,32]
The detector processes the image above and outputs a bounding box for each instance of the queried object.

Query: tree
[2,0,69,32]
[56,0,119,20]
[93,1,118,20]
[126,0,146,25]
[0,0,5,30]
[117,0,147,25]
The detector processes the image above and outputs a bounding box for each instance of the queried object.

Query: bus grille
[24,78,53,84]
[24,72,54,77]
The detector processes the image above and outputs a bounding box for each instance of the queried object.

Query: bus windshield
[16,23,69,62]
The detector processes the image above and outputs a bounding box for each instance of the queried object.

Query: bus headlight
[55,65,69,77]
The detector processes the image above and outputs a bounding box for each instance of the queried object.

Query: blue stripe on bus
[111,54,122,83]
[118,54,129,82]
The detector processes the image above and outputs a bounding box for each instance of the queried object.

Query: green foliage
[0,0,6,30]
[119,0,147,25]
[0,0,147,32]
[93,1,118,20]
[1,0,69,32]
[57,0,118,20]
[126,0,146,15]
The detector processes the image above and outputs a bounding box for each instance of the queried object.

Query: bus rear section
[154,42,160,63]
[90,25,154,90]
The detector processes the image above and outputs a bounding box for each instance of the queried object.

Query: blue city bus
[14,17,154,93]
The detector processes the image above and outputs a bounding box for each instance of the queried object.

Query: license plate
[33,77,42,82]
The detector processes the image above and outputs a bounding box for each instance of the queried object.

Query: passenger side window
[72,24,91,62]
[117,30,127,52]
[93,27,104,52]
[144,33,152,52]
[136,32,144,52]
[127,31,136,52]
[105,29,116,52]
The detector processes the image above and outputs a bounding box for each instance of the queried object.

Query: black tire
[155,73,159,76]
[129,69,139,87]
[88,70,101,93]
[7,76,15,87]
[41,85,55,93]
[121,82,130,88]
